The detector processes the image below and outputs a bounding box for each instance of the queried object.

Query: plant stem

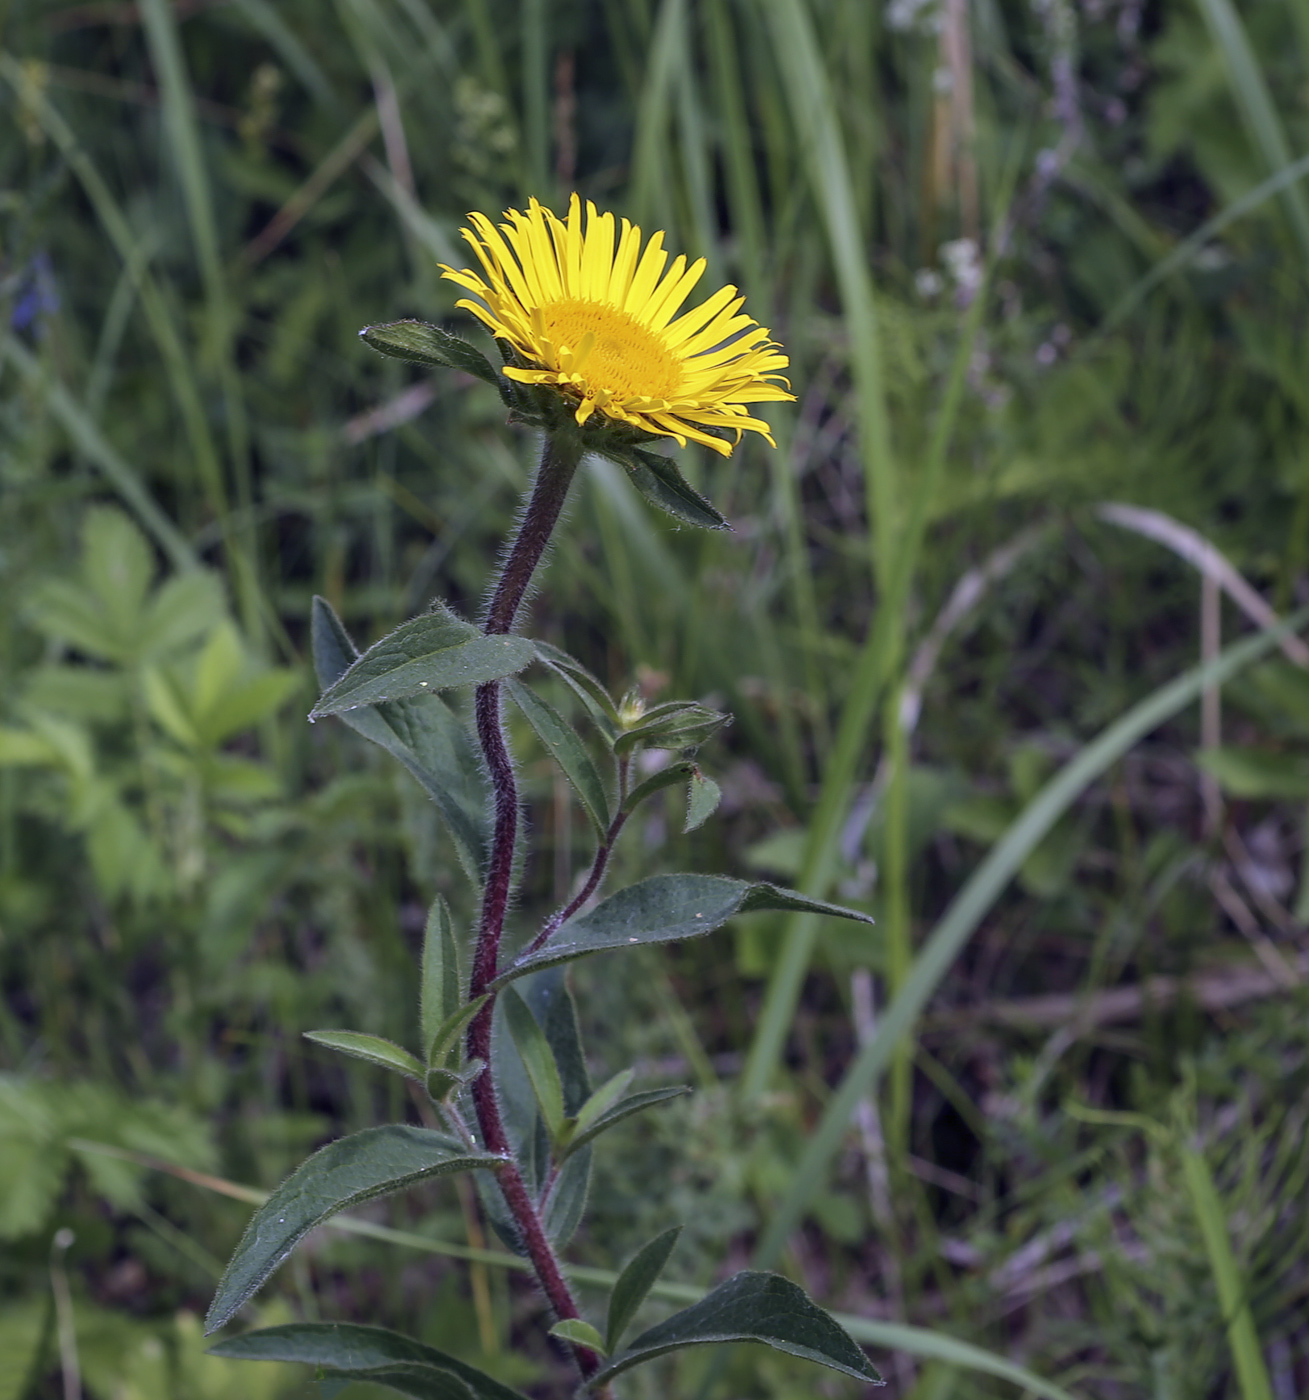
[522,811,628,962]
[464,430,596,1379]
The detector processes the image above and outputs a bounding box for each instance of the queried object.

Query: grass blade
[753,607,1309,1265]
[1193,0,1309,258]
[2,335,197,574]
[1180,1146,1275,1400]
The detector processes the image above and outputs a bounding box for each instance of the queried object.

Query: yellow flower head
[440,195,793,456]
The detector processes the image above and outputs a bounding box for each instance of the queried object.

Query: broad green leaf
[563,1086,691,1157]
[569,1068,634,1140]
[589,1271,880,1388]
[205,1128,501,1332]
[303,1031,424,1081]
[613,703,730,756]
[622,760,696,813]
[81,506,154,646]
[533,641,620,729]
[601,446,729,530]
[312,608,534,717]
[21,665,128,724]
[420,897,462,1057]
[208,1323,529,1400]
[142,570,226,655]
[311,598,489,879]
[0,726,61,765]
[1195,746,1309,800]
[25,578,122,661]
[360,319,504,389]
[547,1319,606,1354]
[506,679,612,837]
[495,875,874,986]
[606,1226,682,1353]
[684,771,721,832]
[500,988,565,1138]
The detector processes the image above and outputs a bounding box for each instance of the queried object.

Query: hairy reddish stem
[463,432,597,1380]
[522,811,628,962]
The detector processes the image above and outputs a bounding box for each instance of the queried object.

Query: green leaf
[1195,746,1309,799]
[547,1319,606,1355]
[500,988,565,1139]
[533,641,619,730]
[208,1322,529,1400]
[311,598,489,879]
[542,1144,592,1248]
[303,1031,424,1081]
[506,679,613,837]
[606,1226,682,1354]
[312,608,535,717]
[563,1086,691,1157]
[205,1128,502,1332]
[601,446,729,530]
[613,703,730,756]
[426,997,489,1071]
[495,875,874,986]
[569,1068,634,1140]
[420,897,462,1058]
[1181,1146,1277,1400]
[684,771,721,832]
[425,1057,484,1103]
[526,967,592,1114]
[589,1271,880,1388]
[360,319,504,389]
[622,760,697,814]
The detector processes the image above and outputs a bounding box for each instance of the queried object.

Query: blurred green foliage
[3,0,1309,1394]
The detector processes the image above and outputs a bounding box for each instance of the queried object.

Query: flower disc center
[542,299,680,401]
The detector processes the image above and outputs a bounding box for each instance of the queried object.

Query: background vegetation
[3,0,1309,1395]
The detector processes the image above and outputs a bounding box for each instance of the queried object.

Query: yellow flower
[440,195,793,456]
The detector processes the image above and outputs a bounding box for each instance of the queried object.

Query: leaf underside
[495,874,874,986]
[311,597,489,878]
[205,1127,501,1333]
[209,1322,529,1400]
[589,1271,883,1388]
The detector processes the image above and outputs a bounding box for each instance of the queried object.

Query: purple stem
[462,432,599,1379]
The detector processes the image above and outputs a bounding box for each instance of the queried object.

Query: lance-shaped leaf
[313,607,534,717]
[543,1145,592,1248]
[303,1030,424,1081]
[613,703,730,757]
[600,445,729,530]
[420,897,463,1058]
[534,641,619,730]
[360,319,504,391]
[562,1086,691,1158]
[588,1272,882,1388]
[506,679,612,837]
[205,1128,502,1332]
[622,760,696,814]
[209,1322,529,1400]
[501,987,565,1138]
[311,598,488,878]
[606,1226,683,1353]
[495,875,874,986]
[426,998,489,1071]
[569,1068,635,1139]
